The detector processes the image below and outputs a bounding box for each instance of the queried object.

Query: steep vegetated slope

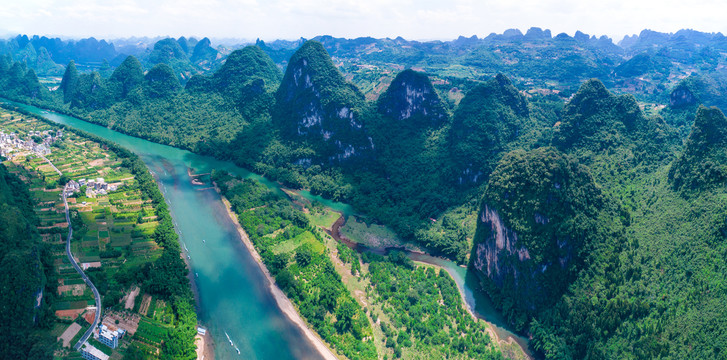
[107,55,145,100]
[0,163,55,359]
[669,106,727,192]
[274,40,373,163]
[449,74,531,185]
[362,69,451,226]
[472,147,623,329]
[0,56,50,101]
[552,79,678,196]
[187,45,283,165]
[553,79,675,163]
[332,68,473,260]
[144,36,221,82]
[470,79,727,359]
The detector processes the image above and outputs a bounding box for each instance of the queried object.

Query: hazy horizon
[1,27,724,48]
[1,0,725,44]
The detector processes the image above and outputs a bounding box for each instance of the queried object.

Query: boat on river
[225,331,234,347]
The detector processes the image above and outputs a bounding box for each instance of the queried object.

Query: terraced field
[0,108,169,358]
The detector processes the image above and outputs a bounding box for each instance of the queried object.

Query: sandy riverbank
[216,186,339,360]
[195,331,215,360]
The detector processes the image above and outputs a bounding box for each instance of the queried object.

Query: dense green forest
[2,29,727,359]
[0,162,56,359]
[473,147,625,330]
[362,252,506,359]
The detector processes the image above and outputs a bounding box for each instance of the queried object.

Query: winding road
[62,184,102,350]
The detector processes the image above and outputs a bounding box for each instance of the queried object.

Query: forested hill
[273,40,373,163]
[449,74,532,184]
[553,78,678,168]
[6,27,727,102]
[2,33,727,359]
[0,34,226,80]
[471,80,727,358]
[473,147,621,327]
[669,106,727,192]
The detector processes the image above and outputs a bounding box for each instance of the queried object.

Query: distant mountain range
[3,28,727,94]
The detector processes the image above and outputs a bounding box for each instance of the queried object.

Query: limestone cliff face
[471,147,610,328]
[473,204,570,313]
[274,40,372,163]
[473,204,530,280]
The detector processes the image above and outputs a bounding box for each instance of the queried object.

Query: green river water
[3,100,529,359]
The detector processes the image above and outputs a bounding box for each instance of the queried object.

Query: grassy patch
[32,189,61,202]
[341,217,402,248]
[270,230,324,255]
[135,319,168,346]
[306,209,341,229]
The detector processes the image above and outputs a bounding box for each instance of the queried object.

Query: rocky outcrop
[471,147,611,328]
[274,40,373,163]
[667,75,727,113]
[473,205,530,277]
[473,204,568,313]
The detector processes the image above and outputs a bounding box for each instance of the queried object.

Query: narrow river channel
[3,99,530,359]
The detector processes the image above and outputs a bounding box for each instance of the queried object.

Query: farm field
[0,108,171,358]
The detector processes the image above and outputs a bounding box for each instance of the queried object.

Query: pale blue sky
[1,0,725,42]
